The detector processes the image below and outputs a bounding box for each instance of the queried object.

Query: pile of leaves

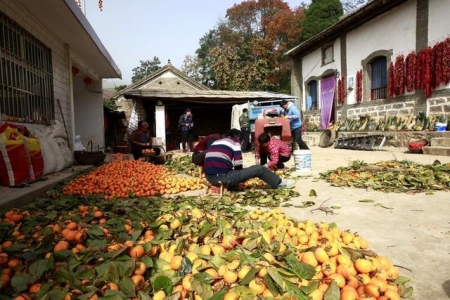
[320,160,450,193]
[164,155,200,177]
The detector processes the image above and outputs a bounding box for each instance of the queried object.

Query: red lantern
[72,66,79,76]
[83,77,93,85]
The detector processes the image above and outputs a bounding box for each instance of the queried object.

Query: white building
[0,0,121,149]
[286,0,450,129]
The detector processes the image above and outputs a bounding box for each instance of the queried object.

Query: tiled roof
[124,89,296,104]
[285,0,408,57]
[111,61,207,99]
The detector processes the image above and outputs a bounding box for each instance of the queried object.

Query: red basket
[407,138,428,153]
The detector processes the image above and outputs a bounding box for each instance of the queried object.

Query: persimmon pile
[62,160,207,199]
[0,194,412,299]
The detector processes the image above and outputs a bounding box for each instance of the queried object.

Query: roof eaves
[64,0,121,78]
[285,0,409,58]
[123,89,296,100]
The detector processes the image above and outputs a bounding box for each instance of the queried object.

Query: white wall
[1,0,73,142]
[1,0,112,150]
[155,106,166,151]
[346,0,416,104]
[428,1,450,44]
[73,76,105,149]
[301,39,341,110]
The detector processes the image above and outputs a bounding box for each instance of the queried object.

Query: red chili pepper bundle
[340,75,346,104]
[388,62,395,98]
[394,54,405,96]
[356,70,363,103]
[415,50,425,89]
[433,42,444,88]
[424,46,433,97]
[405,52,416,92]
[337,78,342,105]
[443,37,450,85]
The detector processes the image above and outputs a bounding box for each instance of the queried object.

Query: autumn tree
[300,0,343,42]
[114,84,127,92]
[182,28,223,88]
[131,57,161,83]
[185,0,305,92]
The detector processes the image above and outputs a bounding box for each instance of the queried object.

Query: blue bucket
[435,122,447,132]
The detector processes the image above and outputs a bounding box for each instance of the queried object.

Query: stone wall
[304,94,450,133]
[338,130,450,147]
[428,96,450,116]
[304,112,320,125]
[347,100,416,118]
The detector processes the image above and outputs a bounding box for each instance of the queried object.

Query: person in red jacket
[191,133,222,166]
[255,132,291,169]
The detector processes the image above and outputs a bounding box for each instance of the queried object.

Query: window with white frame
[322,45,333,65]
[0,11,54,124]
[370,56,387,100]
[307,80,318,110]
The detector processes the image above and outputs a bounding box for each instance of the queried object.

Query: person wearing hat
[280,100,309,150]
[178,108,194,152]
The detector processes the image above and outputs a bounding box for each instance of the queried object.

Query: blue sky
[81,0,302,88]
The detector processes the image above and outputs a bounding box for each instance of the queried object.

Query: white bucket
[293,150,312,173]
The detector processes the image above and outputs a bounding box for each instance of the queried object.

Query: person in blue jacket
[280,100,310,150]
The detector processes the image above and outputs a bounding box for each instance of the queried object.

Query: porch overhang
[15,0,121,79]
[124,89,296,105]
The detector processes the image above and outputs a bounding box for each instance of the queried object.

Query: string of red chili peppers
[394,54,405,96]
[405,52,415,92]
[356,70,363,103]
[388,62,394,98]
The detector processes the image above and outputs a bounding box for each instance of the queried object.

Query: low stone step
[422,146,450,156]
[431,137,450,147]
[302,135,318,146]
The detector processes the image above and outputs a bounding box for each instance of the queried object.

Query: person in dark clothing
[203,129,296,190]
[280,100,309,150]
[239,108,251,152]
[178,108,194,152]
[191,133,222,166]
[130,121,161,160]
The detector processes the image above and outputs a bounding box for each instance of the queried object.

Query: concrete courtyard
[266,146,450,300]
